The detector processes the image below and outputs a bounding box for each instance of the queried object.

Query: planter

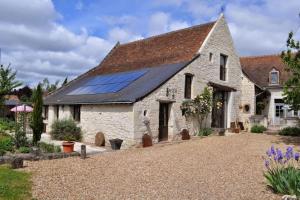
[234,128,240,134]
[109,139,123,150]
[62,141,75,153]
[181,129,190,140]
[219,129,225,136]
[142,134,152,147]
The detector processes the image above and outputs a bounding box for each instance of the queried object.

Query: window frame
[55,105,59,119]
[269,69,279,85]
[43,105,49,120]
[184,73,193,99]
[72,105,81,122]
[220,54,228,81]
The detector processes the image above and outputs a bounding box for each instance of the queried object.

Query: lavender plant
[263,145,300,197]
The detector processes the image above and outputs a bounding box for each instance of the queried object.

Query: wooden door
[159,103,169,141]
[211,91,226,128]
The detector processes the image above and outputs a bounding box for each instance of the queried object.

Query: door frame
[211,90,228,129]
[158,102,170,142]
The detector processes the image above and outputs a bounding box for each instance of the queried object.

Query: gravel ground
[24,133,300,200]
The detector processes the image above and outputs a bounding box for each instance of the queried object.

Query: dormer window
[269,68,279,85]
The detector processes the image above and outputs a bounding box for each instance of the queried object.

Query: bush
[0,118,15,132]
[263,146,300,197]
[198,128,213,136]
[50,119,82,141]
[0,135,13,153]
[38,142,61,153]
[251,124,267,133]
[18,146,31,153]
[13,124,28,148]
[279,127,300,137]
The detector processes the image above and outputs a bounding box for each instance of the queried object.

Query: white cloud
[108,27,143,43]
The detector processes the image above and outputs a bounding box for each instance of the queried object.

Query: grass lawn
[0,165,31,200]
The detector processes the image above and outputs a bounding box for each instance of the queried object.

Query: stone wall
[240,73,256,130]
[133,15,243,143]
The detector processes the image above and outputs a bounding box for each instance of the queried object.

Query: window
[72,105,81,122]
[270,69,279,85]
[55,106,59,119]
[209,53,213,62]
[43,105,49,120]
[184,74,193,99]
[220,54,227,81]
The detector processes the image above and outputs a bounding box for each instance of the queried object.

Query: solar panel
[68,69,148,95]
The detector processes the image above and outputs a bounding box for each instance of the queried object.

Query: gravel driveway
[24,133,300,200]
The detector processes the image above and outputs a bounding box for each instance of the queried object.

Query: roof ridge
[119,21,216,47]
[240,53,282,59]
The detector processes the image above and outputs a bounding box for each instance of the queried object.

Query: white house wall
[133,15,242,142]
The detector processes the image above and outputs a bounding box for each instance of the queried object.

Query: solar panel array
[68,69,148,95]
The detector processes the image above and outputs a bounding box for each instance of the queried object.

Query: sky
[0,0,300,86]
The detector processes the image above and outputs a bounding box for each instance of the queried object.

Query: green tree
[0,64,22,106]
[30,84,43,145]
[40,78,59,93]
[62,77,68,86]
[281,32,300,110]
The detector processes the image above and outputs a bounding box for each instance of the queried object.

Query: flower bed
[263,146,300,198]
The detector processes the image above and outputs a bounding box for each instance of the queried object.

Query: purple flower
[287,146,293,152]
[276,149,283,160]
[264,160,270,168]
[271,145,276,155]
[266,149,272,157]
[295,153,300,161]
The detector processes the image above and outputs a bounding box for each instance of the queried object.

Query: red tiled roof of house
[240,54,290,87]
[89,21,216,75]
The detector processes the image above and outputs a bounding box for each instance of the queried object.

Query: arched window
[269,68,279,85]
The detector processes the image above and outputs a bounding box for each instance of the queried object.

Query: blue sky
[0,0,299,86]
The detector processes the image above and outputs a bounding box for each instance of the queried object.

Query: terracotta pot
[62,141,75,153]
[234,128,240,134]
[181,129,190,140]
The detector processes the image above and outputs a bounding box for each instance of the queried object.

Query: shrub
[0,118,15,132]
[197,128,213,136]
[0,135,13,152]
[18,146,31,153]
[13,124,28,148]
[279,127,300,137]
[251,124,267,133]
[38,142,61,153]
[50,119,82,141]
[263,146,300,197]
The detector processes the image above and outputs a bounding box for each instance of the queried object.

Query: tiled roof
[88,21,215,75]
[240,54,290,88]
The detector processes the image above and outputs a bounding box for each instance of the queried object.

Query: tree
[281,31,300,110]
[181,87,213,132]
[62,77,68,86]
[0,64,22,106]
[40,78,59,93]
[30,84,43,145]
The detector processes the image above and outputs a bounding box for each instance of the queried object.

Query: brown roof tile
[240,54,290,87]
[89,21,216,75]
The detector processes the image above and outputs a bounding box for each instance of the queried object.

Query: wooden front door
[159,103,169,141]
[211,91,226,128]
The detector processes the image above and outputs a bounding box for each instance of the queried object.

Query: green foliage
[197,128,213,136]
[50,119,82,141]
[38,142,61,153]
[264,166,300,197]
[281,31,300,111]
[18,146,31,153]
[0,64,22,107]
[0,118,15,132]
[13,124,28,148]
[279,127,300,136]
[251,124,267,133]
[30,84,43,146]
[0,134,13,155]
[181,87,213,130]
[62,77,68,86]
[40,78,59,93]
[0,165,32,200]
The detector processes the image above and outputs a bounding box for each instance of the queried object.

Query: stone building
[44,14,244,147]
[240,54,298,129]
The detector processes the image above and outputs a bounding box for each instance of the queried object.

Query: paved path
[40,134,106,155]
[25,133,300,200]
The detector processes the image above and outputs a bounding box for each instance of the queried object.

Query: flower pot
[234,128,240,134]
[62,141,75,153]
[181,129,190,140]
[142,134,152,147]
[109,139,123,150]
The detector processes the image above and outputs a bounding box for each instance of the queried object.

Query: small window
[220,54,227,81]
[209,53,213,62]
[43,105,49,120]
[270,69,279,85]
[184,74,193,99]
[72,105,81,122]
[55,106,59,119]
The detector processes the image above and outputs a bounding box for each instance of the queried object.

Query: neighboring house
[240,54,298,128]
[0,95,20,119]
[44,14,243,147]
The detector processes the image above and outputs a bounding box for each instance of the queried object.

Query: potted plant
[180,129,190,140]
[62,135,75,153]
[109,138,123,150]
